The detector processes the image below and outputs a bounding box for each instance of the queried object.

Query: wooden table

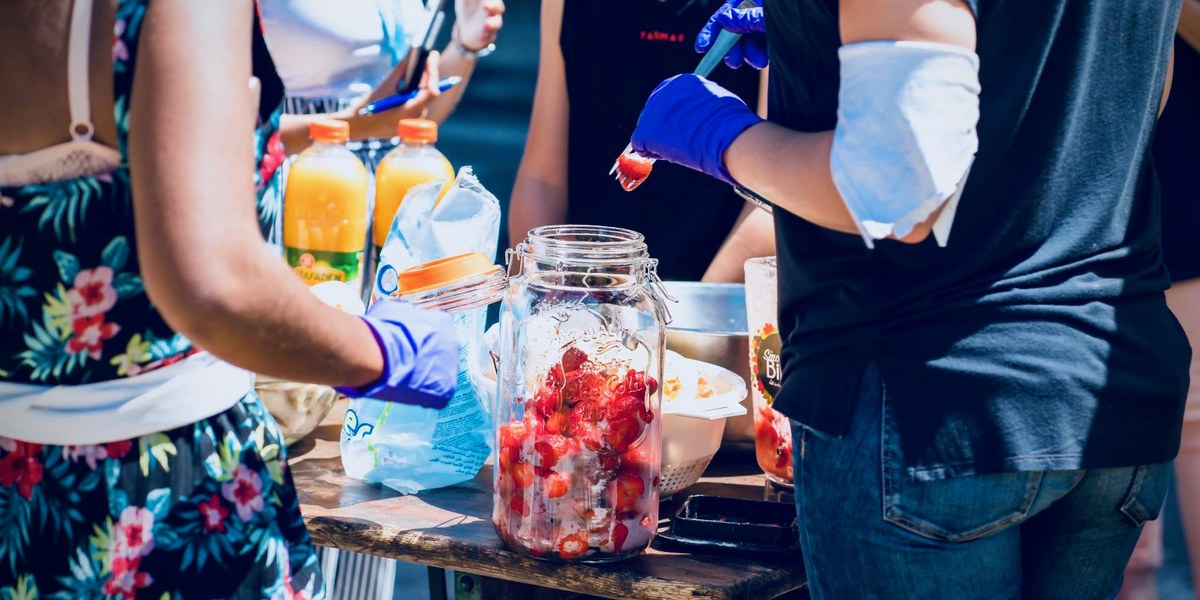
[290,402,807,599]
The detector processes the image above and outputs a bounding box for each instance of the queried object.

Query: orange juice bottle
[283,119,369,292]
[372,118,456,255]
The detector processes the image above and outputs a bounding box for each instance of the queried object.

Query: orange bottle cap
[397,118,438,143]
[396,251,494,295]
[310,119,350,143]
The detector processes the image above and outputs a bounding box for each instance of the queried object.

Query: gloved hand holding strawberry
[630,74,763,186]
[696,0,767,70]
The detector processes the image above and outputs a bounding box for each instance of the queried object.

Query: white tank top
[259,0,426,110]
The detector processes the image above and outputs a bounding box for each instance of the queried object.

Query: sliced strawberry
[605,394,643,423]
[499,421,528,450]
[509,495,530,517]
[497,445,521,473]
[533,434,577,471]
[545,472,571,499]
[614,471,645,513]
[597,451,620,472]
[619,446,652,475]
[616,153,654,184]
[646,376,658,396]
[544,411,569,435]
[562,372,609,406]
[557,532,589,560]
[572,421,605,452]
[611,523,629,552]
[545,364,565,389]
[561,347,589,372]
[603,417,642,454]
[511,463,535,489]
[534,385,562,418]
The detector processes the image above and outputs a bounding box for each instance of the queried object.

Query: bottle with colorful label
[283,119,370,292]
[372,118,456,257]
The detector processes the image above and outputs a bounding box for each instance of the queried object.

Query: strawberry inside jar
[493,344,661,562]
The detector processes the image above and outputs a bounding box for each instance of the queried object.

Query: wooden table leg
[454,572,599,600]
[427,567,448,600]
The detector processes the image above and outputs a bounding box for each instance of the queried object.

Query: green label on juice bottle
[285,247,363,287]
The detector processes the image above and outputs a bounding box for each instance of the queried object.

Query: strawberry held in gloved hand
[630,74,763,186]
[696,0,768,70]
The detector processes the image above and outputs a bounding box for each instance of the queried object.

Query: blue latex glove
[631,74,764,186]
[695,0,768,70]
[334,300,459,409]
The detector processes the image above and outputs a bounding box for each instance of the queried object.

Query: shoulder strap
[68,0,96,141]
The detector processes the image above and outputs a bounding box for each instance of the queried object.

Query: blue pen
[358,76,463,116]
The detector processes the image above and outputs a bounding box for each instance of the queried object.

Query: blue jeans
[791,366,1171,599]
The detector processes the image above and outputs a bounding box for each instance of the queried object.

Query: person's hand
[454,0,505,52]
[631,74,764,185]
[342,52,442,138]
[334,300,460,409]
[696,0,767,69]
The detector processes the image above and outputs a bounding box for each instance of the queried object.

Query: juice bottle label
[286,247,363,287]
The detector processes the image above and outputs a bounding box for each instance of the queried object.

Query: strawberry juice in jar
[745,257,792,487]
[495,225,668,562]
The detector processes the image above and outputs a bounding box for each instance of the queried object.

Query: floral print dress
[0,1,320,598]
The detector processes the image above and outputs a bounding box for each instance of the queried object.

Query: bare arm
[508,0,569,245]
[703,69,774,283]
[702,202,776,282]
[129,0,383,387]
[723,0,976,243]
[1181,0,1200,52]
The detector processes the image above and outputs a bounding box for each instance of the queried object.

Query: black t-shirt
[559,0,760,281]
[766,0,1191,477]
[1157,37,1200,283]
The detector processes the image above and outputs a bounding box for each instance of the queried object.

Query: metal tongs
[399,0,448,94]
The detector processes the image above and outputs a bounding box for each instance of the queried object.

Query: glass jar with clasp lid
[493,225,669,562]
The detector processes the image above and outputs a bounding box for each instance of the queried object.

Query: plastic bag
[341,167,501,494]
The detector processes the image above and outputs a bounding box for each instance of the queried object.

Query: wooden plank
[290,402,806,600]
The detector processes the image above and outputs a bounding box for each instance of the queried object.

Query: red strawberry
[646,376,658,396]
[556,532,589,560]
[597,451,620,471]
[616,153,654,188]
[573,421,605,452]
[544,412,569,435]
[614,471,645,513]
[534,435,577,471]
[534,385,561,418]
[561,347,589,372]
[619,446,652,476]
[499,421,528,450]
[562,372,609,406]
[611,522,630,552]
[545,472,571,499]
[605,394,642,422]
[545,364,566,389]
[603,417,642,454]
[511,463,535,489]
[509,495,530,517]
[497,445,521,473]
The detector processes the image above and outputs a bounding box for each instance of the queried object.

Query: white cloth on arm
[829,40,981,248]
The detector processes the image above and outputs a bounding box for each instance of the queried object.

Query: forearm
[508,176,567,244]
[424,44,477,124]
[1181,0,1200,53]
[702,202,776,283]
[724,123,859,235]
[165,240,383,388]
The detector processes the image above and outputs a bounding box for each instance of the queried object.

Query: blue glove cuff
[334,308,458,410]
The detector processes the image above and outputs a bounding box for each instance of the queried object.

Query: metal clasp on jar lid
[644,258,676,325]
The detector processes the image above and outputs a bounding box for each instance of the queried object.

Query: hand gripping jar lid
[393,251,506,312]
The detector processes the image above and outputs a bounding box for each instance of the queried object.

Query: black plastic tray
[655,495,801,557]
